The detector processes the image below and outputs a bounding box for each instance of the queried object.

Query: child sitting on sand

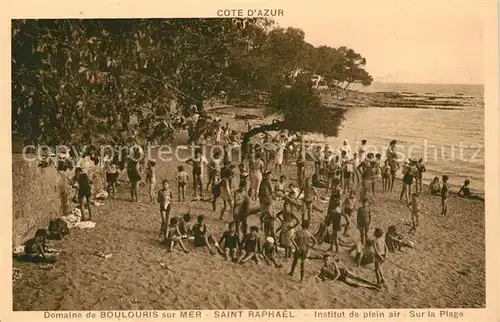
[385,225,415,252]
[441,175,450,216]
[165,217,189,253]
[348,239,374,267]
[178,213,193,238]
[317,255,380,291]
[175,165,189,202]
[428,176,441,195]
[218,222,240,261]
[458,180,484,201]
[23,229,57,263]
[373,228,388,286]
[192,215,218,255]
[238,226,261,264]
[261,237,283,268]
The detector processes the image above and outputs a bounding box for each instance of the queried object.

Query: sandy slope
[13,155,485,310]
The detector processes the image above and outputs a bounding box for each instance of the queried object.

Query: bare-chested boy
[288,220,318,282]
[373,228,388,286]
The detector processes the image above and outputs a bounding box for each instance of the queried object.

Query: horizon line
[371,80,484,86]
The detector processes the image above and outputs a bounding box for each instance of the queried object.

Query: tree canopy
[11,18,373,146]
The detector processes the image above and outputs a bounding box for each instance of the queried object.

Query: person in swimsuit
[428,176,441,196]
[73,167,93,221]
[372,153,382,196]
[441,175,450,216]
[407,192,421,234]
[206,151,223,192]
[259,170,275,214]
[238,163,249,189]
[186,149,207,199]
[218,174,233,220]
[326,204,343,253]
[357,198,371,245]
[103,152,118,198]
[415,158,426,194]
[165,217,189,253]
[276,192,301,259]
[317,255,380,291]
[288,220,318,282]
[357,153,375,202]
[458,180,484,201]
[157,180,173,241]
[192,215,218,255]
[299,177,319,222]
[218,221,240,261]
[386,140,399,192]
[249,153,264,200]
[275,137,285,173]
[348,239,375,267]
[261,237,283,268]
[175,165,189,202]
[23,229,57,263]
[373,228,388,286]
[233,183,250,234]
[238,226,261,264]
[381,159,391,192]
[127,149,142,202]
[296,151,306,189]
[313,145,324,176]
[178,213,193,238]
[342,190,356,236]
[400,159,417,204]
[145,160,157,204]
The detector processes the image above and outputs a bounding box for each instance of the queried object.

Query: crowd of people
[22,120,483,289]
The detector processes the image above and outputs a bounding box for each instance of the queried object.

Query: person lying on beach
[373,228,388,286]
[238,226,261,265]
[192,215,218,255]
[261,237,283,268]
[218,222,240,261]
[406,193,421,234]
[458,180,484,201]
[289,220,318,282]
[23,229,57,263]
[348,239,374,267]
[428,176,441,196]
[165,217,189,253]
[317,255,380,291]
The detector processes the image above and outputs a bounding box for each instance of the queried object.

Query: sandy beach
[12,149,485,310]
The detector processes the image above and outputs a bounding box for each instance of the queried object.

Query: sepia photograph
[9,1,494,314]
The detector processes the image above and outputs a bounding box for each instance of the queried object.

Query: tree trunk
[241,121,284,159]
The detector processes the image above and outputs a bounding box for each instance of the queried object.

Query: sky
[273,3,485,85]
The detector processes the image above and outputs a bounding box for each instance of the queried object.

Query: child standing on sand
[165,217,189,253]
[289,220,318,282]
[416,158,426,193]
[157,180,173,241]
[357,199,371,245]
[175,165,189,202]
[373,228,388,286]
[145,160,157,204]
[343,190,356,236]
[381,160,391,192]
[407,193,421,234]
[441,175,450,216]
